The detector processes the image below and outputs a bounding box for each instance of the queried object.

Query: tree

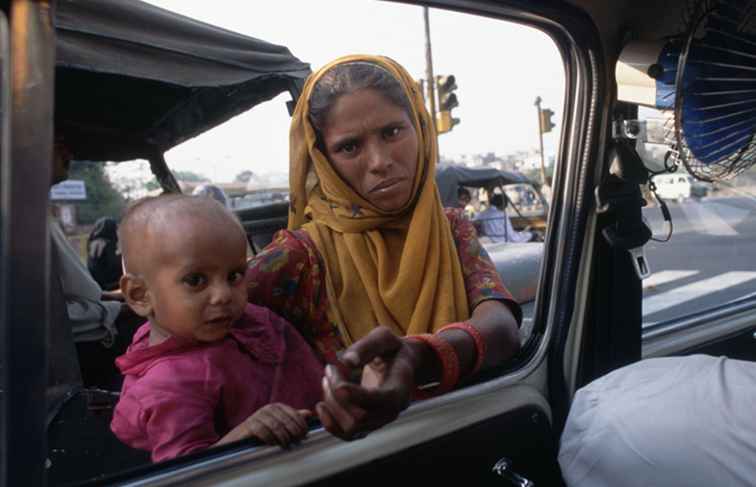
[68,160,126,224]
[173,170,209,182]
[141,170,209,193]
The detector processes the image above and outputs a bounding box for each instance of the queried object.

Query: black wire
[648,180,675,242]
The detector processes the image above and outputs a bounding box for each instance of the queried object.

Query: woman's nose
[365,141,392,174]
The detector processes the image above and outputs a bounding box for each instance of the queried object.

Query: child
[110,194,324,463]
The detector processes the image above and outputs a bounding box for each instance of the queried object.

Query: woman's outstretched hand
[316,326,426,440]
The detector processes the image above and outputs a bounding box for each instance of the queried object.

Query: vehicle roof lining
[568,0,693,64]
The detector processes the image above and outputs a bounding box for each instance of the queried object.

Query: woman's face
[321,88,419,212]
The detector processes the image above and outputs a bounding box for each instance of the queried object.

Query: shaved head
[119,194,246,277]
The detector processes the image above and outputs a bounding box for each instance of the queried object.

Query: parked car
[3,0,756,486]
[653,173,708,201]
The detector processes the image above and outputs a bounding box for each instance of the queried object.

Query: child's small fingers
[246,419,276,445]
[269,405,306,439]
[253,409,292,446]
[297,409,313,430]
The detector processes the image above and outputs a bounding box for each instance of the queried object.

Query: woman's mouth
[370,178,404,193]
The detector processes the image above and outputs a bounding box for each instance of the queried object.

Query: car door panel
[306,405,563,487]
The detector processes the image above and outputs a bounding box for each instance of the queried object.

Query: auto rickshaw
[435,163,549,239]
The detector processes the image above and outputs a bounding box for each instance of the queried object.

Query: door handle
[492,457,535,487]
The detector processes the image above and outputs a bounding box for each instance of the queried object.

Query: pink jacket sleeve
[111,361,221,463]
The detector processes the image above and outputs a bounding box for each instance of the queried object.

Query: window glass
[46,1,564,484]
[638,108,756,327]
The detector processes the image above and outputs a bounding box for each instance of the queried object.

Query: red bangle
[438,322,487,377]
[407,333,459,399]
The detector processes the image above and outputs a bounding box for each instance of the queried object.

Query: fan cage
[671,0,756,182]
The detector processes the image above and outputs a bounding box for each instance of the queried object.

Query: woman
[247,55,522,440]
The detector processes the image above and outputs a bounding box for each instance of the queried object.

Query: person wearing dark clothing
[87,217,123,291]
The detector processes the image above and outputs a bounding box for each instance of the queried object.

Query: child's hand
[240,403,311,448]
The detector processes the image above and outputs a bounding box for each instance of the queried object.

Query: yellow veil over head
[288,54,469,344]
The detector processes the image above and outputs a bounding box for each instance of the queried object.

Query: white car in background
[654,173,708,202]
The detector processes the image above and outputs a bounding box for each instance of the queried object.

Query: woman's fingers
[323,377,367,424]
[319,375,373,440]
[316,402,347,439]
[334,380,408,412]
[322,373,405,440]
[340,326,402,368]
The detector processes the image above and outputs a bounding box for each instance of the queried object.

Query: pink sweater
[111,304,324,462]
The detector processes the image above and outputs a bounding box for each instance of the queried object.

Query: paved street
[642,193,756,325]
[515,192,756,339]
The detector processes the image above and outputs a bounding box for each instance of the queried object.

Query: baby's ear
[120,273,152,318]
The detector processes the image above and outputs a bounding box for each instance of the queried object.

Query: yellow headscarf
[288,55,469,345]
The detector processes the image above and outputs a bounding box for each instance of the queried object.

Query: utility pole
[534,96,549,187]
[423,7,437,133]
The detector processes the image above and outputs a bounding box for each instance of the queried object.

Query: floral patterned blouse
[247,208,521,364]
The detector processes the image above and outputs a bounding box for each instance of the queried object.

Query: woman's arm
[410,299,520,384]
[317,299,521,439]
[317,210,523,439]
[246,230,331,355]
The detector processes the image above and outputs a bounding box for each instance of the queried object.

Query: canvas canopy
[55,0,311,162]
[435,163,533,207]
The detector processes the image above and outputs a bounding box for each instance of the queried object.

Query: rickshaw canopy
[55,0,311,162]
[435,163,534,207]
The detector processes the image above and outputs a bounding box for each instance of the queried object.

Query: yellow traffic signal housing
[436,110,460,135]
[539,108,556,134]
[436,74,460,134]
[436,75,458,111]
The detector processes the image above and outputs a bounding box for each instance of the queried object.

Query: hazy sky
[139,0,565,182]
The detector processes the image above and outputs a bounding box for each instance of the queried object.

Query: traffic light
[436,110,460,134]
[436,74,459,134]
[539,108,555,134]
[437,75,458,111]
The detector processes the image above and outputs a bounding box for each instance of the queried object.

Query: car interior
[2,0,756,486]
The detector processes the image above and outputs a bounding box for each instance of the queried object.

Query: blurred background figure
[457,186,477,219]
[192,183,230,208]
[475,193,534,243]
[87,217,122,291]
[457,186,472,209]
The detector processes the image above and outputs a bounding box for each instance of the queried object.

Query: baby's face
[144,220,248,343]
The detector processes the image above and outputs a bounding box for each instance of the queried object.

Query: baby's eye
[228,270,245,285]
[182,273,207,288]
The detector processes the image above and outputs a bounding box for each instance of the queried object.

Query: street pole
[534,96,548,187]
[423,7,437,133]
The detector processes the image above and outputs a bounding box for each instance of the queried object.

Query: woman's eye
[228,271,245,285]
[182,273,207,288]
[339,142,358,154]
[384,126,402,138]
